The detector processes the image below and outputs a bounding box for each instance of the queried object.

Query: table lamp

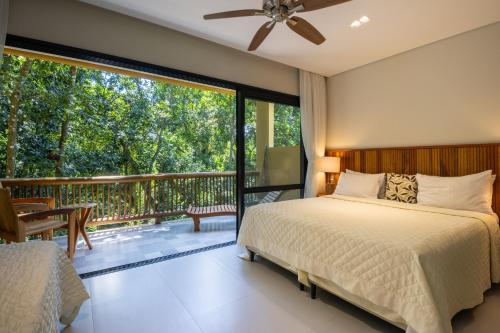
[317,156,341,194]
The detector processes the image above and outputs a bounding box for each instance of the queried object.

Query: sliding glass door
[236,89,304,233]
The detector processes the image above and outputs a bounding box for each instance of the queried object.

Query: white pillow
[334,172,381,199]
[346,169,386,199]
[416,170,494,214]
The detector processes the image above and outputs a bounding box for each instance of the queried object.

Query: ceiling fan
[203,0,351,51]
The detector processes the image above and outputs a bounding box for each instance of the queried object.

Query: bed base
[245,246,407,331]
[310,283,317,299]
[247,248,309,293]
[248,249,256,262]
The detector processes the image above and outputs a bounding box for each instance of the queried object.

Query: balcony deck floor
[54,216,236,275]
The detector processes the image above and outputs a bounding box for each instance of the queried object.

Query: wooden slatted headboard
[326,143,500,216]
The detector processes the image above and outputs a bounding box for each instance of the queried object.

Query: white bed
[0,241,89,333]
[237,194,500,333]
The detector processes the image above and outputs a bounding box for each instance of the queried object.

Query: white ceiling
[80,0,500,77]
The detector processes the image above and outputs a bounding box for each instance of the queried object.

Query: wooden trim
[326,143,500,217]
[328,142,500,152]
[4,47,236,96]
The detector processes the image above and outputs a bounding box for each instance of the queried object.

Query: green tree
[0,54,241,178]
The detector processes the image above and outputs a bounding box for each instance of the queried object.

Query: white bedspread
[0,241,89,333]
[238,195,500,333]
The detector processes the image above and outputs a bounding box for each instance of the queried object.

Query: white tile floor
[63,245,500,333]
[54,216,236,274]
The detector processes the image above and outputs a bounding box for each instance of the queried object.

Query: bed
[0,241,89,333]
[237,194,500,333]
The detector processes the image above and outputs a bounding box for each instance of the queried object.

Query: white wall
[6,0,299,95]
[326,21,500,149]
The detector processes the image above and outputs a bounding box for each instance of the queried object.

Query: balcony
[1,171,257,275]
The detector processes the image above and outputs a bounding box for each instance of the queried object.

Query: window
[2,35,305,240]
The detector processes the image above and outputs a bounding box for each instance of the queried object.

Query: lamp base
[325,183,335,195]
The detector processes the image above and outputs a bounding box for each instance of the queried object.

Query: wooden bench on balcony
[186,205,236,232]
[185,191,283,232]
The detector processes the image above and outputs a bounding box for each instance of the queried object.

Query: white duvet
[238,195,500,333]
[0,241,89,333]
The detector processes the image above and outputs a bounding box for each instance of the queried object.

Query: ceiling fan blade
[248,21,276,51]
[293,0,351,12]
[204,9,264,20]
[286,17,326,45]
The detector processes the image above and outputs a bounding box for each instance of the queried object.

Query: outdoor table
[62,203,97,250]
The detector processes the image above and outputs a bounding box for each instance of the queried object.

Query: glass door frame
[236,87,306,235]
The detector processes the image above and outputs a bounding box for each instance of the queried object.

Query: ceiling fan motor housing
[263,0,296,22]
[263,0,297,9]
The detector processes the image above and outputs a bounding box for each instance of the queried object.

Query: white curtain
[300,70,327,198]
[0,0,8,64]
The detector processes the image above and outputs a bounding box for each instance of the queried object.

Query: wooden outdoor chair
[0,182,59,240]
[0,188,78,260]
[11,197,55,212]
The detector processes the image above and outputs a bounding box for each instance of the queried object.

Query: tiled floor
[63,245,500,333]
[54,216,236,274]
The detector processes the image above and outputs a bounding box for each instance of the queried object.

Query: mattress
[238,194,500,333]
[0,241,89,333]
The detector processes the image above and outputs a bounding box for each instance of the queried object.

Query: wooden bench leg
[193,216,201,232]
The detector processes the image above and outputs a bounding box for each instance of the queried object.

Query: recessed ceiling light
[359,16,370,23]
[350,20,361,28]
[351,16,370,28]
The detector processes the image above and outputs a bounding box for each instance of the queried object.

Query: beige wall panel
[327,22,500,149]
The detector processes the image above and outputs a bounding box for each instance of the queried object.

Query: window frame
[236,87,305,233]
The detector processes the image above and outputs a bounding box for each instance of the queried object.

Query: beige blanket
[238,195,500,333]
[0,241,89,333]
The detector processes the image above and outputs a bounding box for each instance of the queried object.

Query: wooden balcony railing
[1,172,258,226]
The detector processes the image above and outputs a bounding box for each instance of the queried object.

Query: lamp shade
[317,157,340,173]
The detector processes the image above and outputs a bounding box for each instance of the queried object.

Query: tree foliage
[0,54,237,178]
[1,54,301,179]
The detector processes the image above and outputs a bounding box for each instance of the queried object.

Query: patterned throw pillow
[385,173,418,203]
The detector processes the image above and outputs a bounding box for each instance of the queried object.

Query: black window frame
[236,88,305,234]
